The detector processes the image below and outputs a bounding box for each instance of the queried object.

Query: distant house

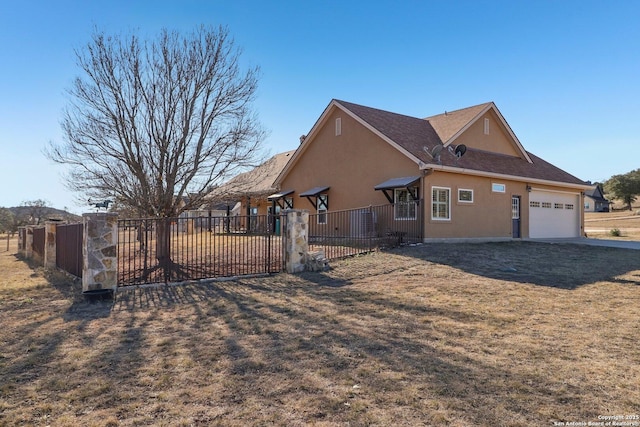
[584,186,611,212]
[272,99,591,240]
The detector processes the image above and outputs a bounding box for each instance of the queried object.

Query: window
[317,194,328,224]
[565,204,574,210]
[432,187,450,220]
[484,118,490,135]
[492,183,506,193]
[335,118,342,136]
[554,203,564,209]
[394,188,417,220]
[542,202,552,208]
[530,201,540,208]
[458,189,473,203]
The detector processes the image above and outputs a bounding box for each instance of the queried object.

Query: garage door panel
[529,191,580,238]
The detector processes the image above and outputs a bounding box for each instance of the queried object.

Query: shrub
[609,228,622,237]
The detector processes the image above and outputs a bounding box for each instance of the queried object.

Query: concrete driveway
[528,237,640,250]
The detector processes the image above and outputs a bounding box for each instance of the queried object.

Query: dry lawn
[1,236,640,426]
[585,210,640,240]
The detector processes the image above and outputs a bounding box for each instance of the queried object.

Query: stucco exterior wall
[452,110,521,157]
[423,171,584,239]
[423,171,527,239]
[280,108,420,212]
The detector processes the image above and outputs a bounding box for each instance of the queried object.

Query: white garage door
[529,191,580,238]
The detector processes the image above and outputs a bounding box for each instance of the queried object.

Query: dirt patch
[1,237,640,426]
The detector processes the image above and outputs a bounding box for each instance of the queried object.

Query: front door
[512,196,521,238]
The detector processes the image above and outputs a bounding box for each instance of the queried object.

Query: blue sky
[1,0,638,213]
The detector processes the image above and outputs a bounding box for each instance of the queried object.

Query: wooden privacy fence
[309,202,423,260]
[117,214,286,286]
[32,226,45,258]
[55,223,83,277]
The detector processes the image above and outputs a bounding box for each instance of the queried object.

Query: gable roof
[425,102,532,163]
[585,186,609,202]
[424,103,492,144]
[275,100,588,189]
[211,150,295,200]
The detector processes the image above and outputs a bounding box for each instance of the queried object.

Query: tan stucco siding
[424,171,527,238]
[423,171,585,239]
[280,108,420,212]
[453,110,521,157]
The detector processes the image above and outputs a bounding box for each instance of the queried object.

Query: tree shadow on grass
[390,241,640,290]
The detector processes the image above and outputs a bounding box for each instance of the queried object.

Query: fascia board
[272,100,339,187]
[445,103,533,164]
[421,163,592,191]
[334,101,422,166]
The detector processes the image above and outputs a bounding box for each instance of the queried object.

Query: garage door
[529,190,580,238]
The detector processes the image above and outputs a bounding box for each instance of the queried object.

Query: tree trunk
[156,218,172,281]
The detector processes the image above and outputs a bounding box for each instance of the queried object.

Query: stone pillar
[43,221,57,269]
[82,213,118,294]
[283,210,309,273]
[17,227,25,255]
[25,227,33,259]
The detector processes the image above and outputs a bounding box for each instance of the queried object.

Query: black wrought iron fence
[117,214,285,286]
[56,223,83,277]
[309,202,423,260]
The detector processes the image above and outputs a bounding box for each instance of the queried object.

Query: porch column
[82,213,119,294]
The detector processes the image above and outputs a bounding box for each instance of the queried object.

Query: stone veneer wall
[25,227,33,259]
[82,213,118,293]
[283,210,309,273]
[44,221,57,270]
[17,227,25,255]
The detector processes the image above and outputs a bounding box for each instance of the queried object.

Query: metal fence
[117,214,286,286]
[309,202,423,260]
[56,223,83,277]
[32,227,45,258]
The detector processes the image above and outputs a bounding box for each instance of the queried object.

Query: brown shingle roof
[424,103,492,144]
[335,100,587,187]
[335,100,441,162]
[211,150,295,199]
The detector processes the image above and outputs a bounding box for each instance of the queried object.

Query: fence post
[282,209,309,273]
[17,227,25,255]
[82,213,118,295]
[25,227,33,259]
[44,221,59,270]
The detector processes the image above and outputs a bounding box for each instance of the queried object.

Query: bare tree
[46,26,265,218]
[21,199,51,225]
[45,26,266,276]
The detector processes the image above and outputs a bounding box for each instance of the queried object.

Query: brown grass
[585,210,640,240]
[1,236,640,426]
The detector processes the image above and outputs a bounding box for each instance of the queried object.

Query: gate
[117,214,285,286]
[309,202,423,260]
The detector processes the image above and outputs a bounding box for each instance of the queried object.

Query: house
[210,150,295,215]
[584,186,611,212]
[272,99,591,240]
